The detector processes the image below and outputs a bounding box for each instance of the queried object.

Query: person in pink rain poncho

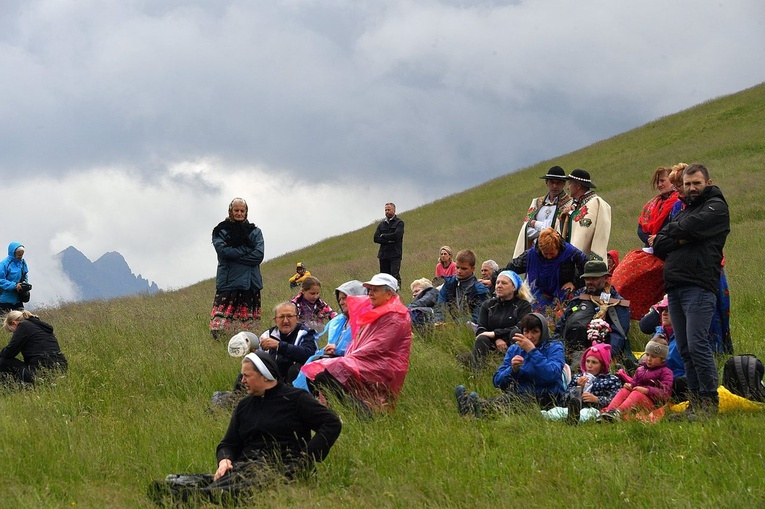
[301,273,412,416]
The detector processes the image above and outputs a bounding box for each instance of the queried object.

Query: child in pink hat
[541,341,621,424]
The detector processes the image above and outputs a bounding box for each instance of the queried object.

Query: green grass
[2,82,765,507]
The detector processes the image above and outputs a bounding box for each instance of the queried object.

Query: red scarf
[639,191,679,235]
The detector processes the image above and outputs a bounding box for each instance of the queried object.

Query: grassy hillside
[2,83,764,508]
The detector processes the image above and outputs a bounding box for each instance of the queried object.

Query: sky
[1,0,763,307]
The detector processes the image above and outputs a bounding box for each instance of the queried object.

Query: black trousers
[149,458,309,505]
[308,370,372,419]
[0,358,34,384]
[379,257,402,287]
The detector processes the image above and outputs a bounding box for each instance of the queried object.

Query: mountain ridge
[56,246,159,301]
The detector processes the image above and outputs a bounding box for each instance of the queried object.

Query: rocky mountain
[56,246,159,301]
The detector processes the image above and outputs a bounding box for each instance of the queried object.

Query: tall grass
[1,83,764,507]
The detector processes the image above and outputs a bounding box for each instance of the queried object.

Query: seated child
[598,337,673,423]
[455,313,565,417]
[291,276,337,333]
[436,249,489,323]
[650,297,687,402]
[541,341,621,424]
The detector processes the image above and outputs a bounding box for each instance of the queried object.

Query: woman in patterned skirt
[210,198,265,340]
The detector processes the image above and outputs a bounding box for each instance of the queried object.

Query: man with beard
[654,164,729,418]
[554,260,635,368]
[513,166,572,258]
[373,202,405,287]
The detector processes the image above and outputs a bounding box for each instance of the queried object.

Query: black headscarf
[212,219,257,247]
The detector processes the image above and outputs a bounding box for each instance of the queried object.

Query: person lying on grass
[455,312,565,417]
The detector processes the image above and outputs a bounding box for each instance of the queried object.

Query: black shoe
[455,385,470,416]
[599,409,621,423]
[455,352,472,368]
[567,393,582,425]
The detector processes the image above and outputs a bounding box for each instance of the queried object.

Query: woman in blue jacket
[0,242,29,313]
[456,312,566,416]
[210,198,265,340]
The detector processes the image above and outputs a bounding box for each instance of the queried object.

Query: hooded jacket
[0,317,67,370]
[259,323,318,381]
[0,242,28,305]
[653,185,729,294]
[493,312,565,400]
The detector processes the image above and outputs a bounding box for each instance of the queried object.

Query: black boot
[685,393,718,422]
[667,390,699,422]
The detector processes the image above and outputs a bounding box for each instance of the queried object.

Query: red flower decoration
[573,205,588,223]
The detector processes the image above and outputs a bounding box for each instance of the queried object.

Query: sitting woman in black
[456,270,533,371]
[150,351,342,504]
[1,310,67,384]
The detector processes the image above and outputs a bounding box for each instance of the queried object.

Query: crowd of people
[0,164,741,502]
[443,163,732,428]
[153,163,734,501]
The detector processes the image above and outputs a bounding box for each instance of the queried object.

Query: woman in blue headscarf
[0,242,29,313]
[456,270,533,371]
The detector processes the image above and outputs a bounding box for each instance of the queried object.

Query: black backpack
[722,355,765,402]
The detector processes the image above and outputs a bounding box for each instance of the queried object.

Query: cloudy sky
[2,0,763,306]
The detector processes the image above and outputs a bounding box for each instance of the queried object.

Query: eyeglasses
[275,314,297,320]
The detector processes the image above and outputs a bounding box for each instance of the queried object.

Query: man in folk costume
[513,166,573,258]
[559,169,612,261]
[554,260,636,368]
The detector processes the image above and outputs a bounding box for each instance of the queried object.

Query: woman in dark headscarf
[209,198,265,340]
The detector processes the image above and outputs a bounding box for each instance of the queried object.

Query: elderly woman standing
[1,310,67,384]
[301,273,412,415]
[0,242,29,313]
[151,351,341,504]
[210,198,265,340]
[456,270,534,371]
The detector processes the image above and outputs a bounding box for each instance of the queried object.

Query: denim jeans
[667,286,718,402]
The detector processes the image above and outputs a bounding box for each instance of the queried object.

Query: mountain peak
[56,247,159,301]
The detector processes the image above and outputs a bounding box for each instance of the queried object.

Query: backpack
[722,355,765,402]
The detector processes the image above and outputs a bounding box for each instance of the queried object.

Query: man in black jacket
[373,202,405,286]
[654,164,729,418]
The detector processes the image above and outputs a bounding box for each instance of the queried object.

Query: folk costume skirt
[210,289,262,335]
